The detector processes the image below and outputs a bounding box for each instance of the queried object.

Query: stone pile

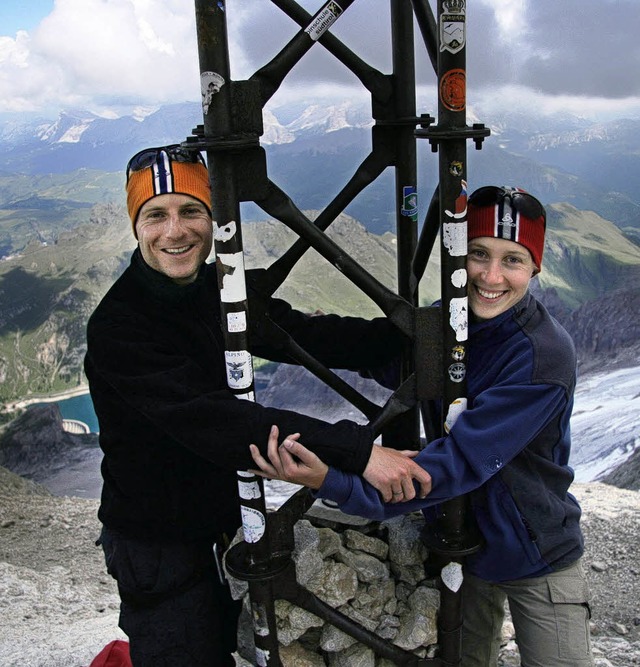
[229,506,445,666]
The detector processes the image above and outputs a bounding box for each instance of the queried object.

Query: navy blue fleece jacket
[318,292,584,582]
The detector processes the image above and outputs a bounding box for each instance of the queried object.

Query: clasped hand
[249,426,432,504]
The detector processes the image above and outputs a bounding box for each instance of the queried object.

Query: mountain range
[0,101,638,477]
[1,100,639,242]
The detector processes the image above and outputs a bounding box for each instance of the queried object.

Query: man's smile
[163,245,194,255]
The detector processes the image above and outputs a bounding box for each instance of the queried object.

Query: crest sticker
[440,0,466,54]
[225,350,253,389]
[401,185,418,221]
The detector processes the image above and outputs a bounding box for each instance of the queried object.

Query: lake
[38,392,100,433]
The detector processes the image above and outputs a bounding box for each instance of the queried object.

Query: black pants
[100,527,241,667]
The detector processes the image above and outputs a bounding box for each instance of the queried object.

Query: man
[84,144,430,666]
[251,186,594,666]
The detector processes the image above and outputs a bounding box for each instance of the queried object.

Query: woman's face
[466,236,537,320]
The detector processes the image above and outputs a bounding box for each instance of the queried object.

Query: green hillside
[0,170,122,257]
[541,203,640,309]
[0,204,135,402]
[0,201,638,404]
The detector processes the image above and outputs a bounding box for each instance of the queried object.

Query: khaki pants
[462,559,594,667]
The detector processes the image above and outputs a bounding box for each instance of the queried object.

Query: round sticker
[440,68,466,112]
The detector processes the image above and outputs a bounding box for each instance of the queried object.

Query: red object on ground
[88,640,132,667]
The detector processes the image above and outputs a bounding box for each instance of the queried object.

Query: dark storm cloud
[229,1,394,86]
[231,1,638,100]
[521,1,639,97]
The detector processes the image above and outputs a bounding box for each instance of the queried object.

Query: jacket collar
[470,291,535,343]
[130,247,208,306]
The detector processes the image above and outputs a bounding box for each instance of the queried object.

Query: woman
[250,186,594,667]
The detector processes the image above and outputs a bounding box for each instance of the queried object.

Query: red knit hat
[125,146,211,237]
[468,186,546,268]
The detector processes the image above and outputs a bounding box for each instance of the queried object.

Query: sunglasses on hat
[126,145,206,182]
[469,186,546,223]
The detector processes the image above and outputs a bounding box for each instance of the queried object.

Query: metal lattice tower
[185,2,489,664]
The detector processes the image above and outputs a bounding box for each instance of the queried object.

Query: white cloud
[0,0,202,114]
[478,0,529,42]
[0,0,638,120]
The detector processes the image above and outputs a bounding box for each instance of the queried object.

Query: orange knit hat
[125,146,211,237]
[467,186,546,268]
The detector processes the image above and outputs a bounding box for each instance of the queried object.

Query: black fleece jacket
[84,249,403,543]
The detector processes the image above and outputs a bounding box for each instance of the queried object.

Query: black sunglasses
[469,186,546,223]
[126,145,206,182]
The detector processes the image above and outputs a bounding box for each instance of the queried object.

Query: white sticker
[225,350,253,390]
[213,220,237,243]
[305,2,343,41]
[449,297,468,342]
[238,480,262,500]
[442,221,467,256]
[445,397,467,433]
[441,561,464,592]
[252,602,270,637]
[255,647,270,666]
[236,390,255,402]
[241,506,266,543]
[451,268,467,288]
[217,252,247,303]
[448,363,466,383]
[201,71,225,114]
[227,311,247,333]
[445,207,466,220]
[440,1,466,54]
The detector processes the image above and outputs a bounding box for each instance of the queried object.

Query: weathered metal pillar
[192,3,282,665]
[384,0,421,448]
[415,1,487,664]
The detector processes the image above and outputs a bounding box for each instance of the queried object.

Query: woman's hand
[249,425,329,490]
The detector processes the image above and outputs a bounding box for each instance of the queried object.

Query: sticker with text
[225,350,253,390]
[305,2,343,41]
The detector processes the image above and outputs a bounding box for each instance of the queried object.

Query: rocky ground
[0,467,639,666]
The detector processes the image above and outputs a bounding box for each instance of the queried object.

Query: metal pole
[414,1,487,664]
[384,0,421,449]
[192,2,281,664]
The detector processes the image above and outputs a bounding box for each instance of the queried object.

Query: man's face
[135,193,212,285]
[466,236,537,320]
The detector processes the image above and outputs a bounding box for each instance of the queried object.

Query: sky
[0,0,639,122]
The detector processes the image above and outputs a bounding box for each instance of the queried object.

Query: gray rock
[343,529,389,560]
[335,545,389,584]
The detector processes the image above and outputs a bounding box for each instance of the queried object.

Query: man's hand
[363,445,432,503]
[249,425,329,490]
